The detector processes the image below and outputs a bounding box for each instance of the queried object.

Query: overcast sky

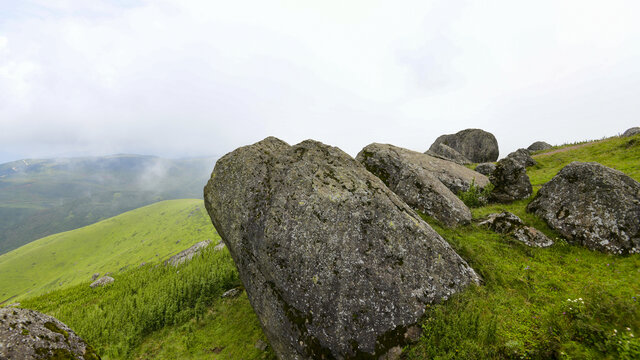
[1,0,639,164]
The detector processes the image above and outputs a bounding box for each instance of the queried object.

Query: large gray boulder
[0,307,100,359]
[489,157,532,202]
[356,144,472,227]
[527,162,640,254]
[623,127,640,137]
[478,212,553,248]
[204,137,480,360]
[527,141,552,151]
[425,143,471,165]
[429,129,499,163]
[165,239,212,266]
[506,148,536,168]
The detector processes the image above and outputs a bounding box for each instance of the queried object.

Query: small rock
[622,127,640,137]
[91,273,100,281]
[506,148,536,168]
[527,141,552,151]
[139,262,146,267]
[478,212,553,247]
[254,339,268,351]
[221,288,241,298]
[379,346,403,360]
[165,240,212,266]
[527,162,640,254]
[214,242,226,251]
[90,276,114,288]
[489,157,532,202]
[428,128,499,163]
[474,163,496,176]
[0,307,101,359]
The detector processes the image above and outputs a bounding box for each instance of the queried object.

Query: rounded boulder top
[527,141,552,151]
[622,127,640,137]
[0,307,100,359]
[429,129,499,163]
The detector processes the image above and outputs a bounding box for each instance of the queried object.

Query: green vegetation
[405,134,640,359]
[0,199,217,302]
[458,180,494,208]
[20,247,272,360]
[8,134,640,359]
[0,154,216,255]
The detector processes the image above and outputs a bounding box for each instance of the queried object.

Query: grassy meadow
[0,199,218,303]
[4,134,640,359]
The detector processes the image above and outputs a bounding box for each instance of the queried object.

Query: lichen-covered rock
[89,276,114,288]
[527,141,552,151]
[91,273,100,281]
[425,143,471,165]
[358,143,488,195]
[0,307,100,359]
[429,129,499,163]
[489,157,532,202]
[356,144,472,227]
[204,137,480,360]
[623,127,640,137]
[527,162,640,254]
[506,148,536,168]
[474,163,496,176]
[165,240,212,266]
[478,212,553,248]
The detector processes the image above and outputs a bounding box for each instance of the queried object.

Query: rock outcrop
[90,276,114,288]
[489,157,532,203]
[474,163,496,176]
[356,144,473,227]
[506,148,536,168]
[623,127,640,137]
[0,307,100,359]
[428,129,499,163]
[425,143,471,165]
[204,137,480,360]
[165,240,212,266]
[527,141,552,151]
[478,212,553,248]
[527,162,640,254]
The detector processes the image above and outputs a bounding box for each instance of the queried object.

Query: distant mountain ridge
[0,154,217,255]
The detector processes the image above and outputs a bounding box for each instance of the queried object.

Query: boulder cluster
[204,137,480,359]
[202,127,640,359]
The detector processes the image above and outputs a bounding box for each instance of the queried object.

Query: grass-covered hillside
[0,154,216,255]
[0,199,217,303]
[8,134,640,359]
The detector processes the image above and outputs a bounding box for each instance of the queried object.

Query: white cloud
[0,0,639,163]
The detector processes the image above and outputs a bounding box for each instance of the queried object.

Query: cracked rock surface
[478,212,553,248]
[204,137,480,359]
[0,307,100,359]
[527,162,640,254]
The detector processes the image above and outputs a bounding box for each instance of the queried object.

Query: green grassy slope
[0,154,217,255]
[0,199,218,303]
[404,134,640,359]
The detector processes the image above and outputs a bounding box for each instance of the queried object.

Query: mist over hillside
[0,154,217,255]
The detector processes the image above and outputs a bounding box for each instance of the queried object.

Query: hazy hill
[0,199,218,303]
[0,154,217,255]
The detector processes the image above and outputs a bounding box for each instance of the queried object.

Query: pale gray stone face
[356,143,481,227]
[528,162,640,254]
[0,307,100,360]
[429,128,499,163]
[506,148,537,168]
[204,137,480,359]
[478,212,553,248]
[425,143,471,165]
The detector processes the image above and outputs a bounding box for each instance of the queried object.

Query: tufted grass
[405,134,640,359]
